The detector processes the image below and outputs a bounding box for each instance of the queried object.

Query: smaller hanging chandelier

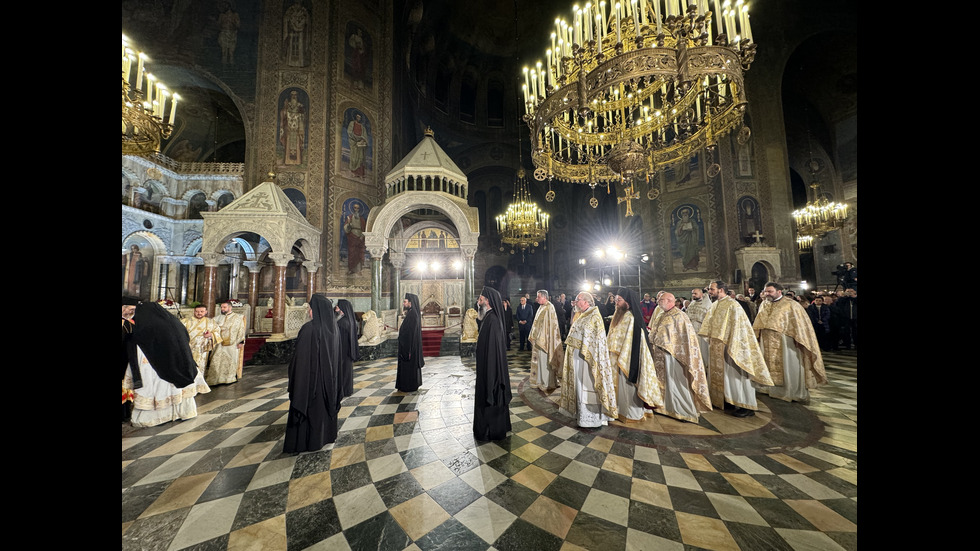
[122,34,179,156]
[496,167,550,254]
[792,181,848,249]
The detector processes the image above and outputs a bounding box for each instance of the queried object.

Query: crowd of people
[122,298,250,426]
[125,272,855,450]
[492,275,852,431]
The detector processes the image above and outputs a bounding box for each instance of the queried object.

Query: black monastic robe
[474,308,512,440]
[396,306,423,392]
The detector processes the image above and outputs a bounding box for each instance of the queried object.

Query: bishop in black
[396,293,424,392]
[473,286,512,441]
[284,295,340,453]
[335,299,360,398]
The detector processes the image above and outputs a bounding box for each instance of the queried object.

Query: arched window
[460,71,477,124]
[188,192,209,219]
[487,78,504,127]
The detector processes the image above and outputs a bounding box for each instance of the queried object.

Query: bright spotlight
[416,261,426,271]
[800,280,809,290]
[451,260,462,270]
[580,281,591,291]
[594,249,604,258]
[603,278,612,286]
[593,283,601,291]
[578,258,587,265]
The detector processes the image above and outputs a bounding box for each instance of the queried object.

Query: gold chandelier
[792,181,848,249]
[496,167,550,254]
[522,1,756,215]
[122,34,179,156]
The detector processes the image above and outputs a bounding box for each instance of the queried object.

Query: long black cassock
[284,295,340,453]
[336,299,360,399]
[396,293,424,392]
[474,287,512,441]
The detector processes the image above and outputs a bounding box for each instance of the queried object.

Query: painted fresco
[344,21,373,90]
[277,88,309,167]
[341,108,372,179]
[670,204,706,273]
[339,198,371,275]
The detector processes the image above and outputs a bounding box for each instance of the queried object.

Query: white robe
[660,352,700,423]
[559,350,610,428]
[124,346,210,428]
[757,334,809,402]
[533,349,555,390]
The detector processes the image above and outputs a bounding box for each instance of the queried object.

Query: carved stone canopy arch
[363,191,479,258]
[200,181,320,263]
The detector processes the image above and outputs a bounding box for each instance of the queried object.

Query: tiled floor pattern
[122,349,857,551]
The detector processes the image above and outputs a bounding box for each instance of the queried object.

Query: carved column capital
[268,253,293,267]
[199,252,223,267]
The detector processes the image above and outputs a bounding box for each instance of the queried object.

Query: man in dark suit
[551,292,569,340]
[515,296,534,351]
[807,295,831,350]
[502,298,514,350]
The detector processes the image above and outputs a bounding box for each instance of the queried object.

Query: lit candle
[136,52,146,92]
[600,1,607,36]
[123,50,133,83]
[713,0,723,35]
[546,49,552,87]
[530,69,538,98]
[632,0,640,36]
[169,93,179,125]
[742,4,752,41]
[615,2,622,43]
[146,73,155,105]
[523,66,530,93]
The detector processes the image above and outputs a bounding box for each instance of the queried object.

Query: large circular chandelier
[496,167,550,254]
[792,182,848,250]
[122,34,179,156]
[522,0,757,211]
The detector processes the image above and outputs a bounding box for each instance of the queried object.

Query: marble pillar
[200,253,223,316]
[244,261,260,334]
[303,261,320,302]
[390,252,405,313]
[369,246,387,314]
[267,252,292,342]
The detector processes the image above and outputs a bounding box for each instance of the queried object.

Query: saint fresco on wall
[737,196,763,244]
[122,237,154,301]
[344,21,373,90]
[341,108,372,179]
[277,88,309,167]
[670,204,706,273]
[339,198,370,275]
[282,0,311,68]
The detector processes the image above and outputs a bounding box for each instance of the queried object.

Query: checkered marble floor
[122,349,858,551]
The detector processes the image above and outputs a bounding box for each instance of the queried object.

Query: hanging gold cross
[618,185,640,217]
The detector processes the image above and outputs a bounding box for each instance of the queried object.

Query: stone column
[369,245,387,314]
[199,253,223,317]
[389,252,405,313]
[267,253,292,342]
[462,247,477,311]
[303,261,320,301]
[243,261,260,334]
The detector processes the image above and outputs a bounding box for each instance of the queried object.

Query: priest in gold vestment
[528,290,564,392]
[649,293,712,423]
[753,282,827,402]
[559,292,618,427]
[183,305,220,375]
[208,302,246,385]
[608,288,663,421]
[698,281,772,417]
